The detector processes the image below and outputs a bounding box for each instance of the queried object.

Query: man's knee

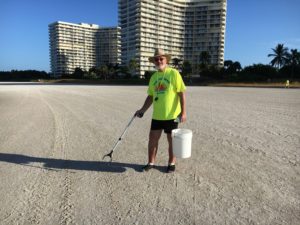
[149,130,161,138]
[149,130,161,145]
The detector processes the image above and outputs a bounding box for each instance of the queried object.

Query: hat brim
[149,54,171,63]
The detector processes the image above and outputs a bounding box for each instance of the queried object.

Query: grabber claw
[102,150,113,162]
[102,114,137,162]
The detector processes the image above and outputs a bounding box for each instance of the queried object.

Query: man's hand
[180,112,187,123]
[135,110,144,118]
[135,95,152,119]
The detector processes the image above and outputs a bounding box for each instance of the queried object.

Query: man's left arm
[178,92,186,123]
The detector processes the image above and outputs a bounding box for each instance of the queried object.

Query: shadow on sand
[0,153,166,173]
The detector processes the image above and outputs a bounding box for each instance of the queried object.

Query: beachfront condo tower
[49,21,121,77]
[119,0,227,76]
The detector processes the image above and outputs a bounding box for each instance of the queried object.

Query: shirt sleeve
[175,70,186,92]
[147,75,154,96]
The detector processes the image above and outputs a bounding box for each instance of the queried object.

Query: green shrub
[144,70,156,81]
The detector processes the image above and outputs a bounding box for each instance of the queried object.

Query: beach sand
[0,85,299,224]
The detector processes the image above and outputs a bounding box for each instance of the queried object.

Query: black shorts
[151,119,178,134]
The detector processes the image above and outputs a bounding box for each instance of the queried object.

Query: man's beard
[156,64,167,71]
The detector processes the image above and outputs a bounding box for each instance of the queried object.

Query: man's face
[154,56,167,71]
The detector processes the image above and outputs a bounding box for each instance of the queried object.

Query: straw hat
[148,48,171,63]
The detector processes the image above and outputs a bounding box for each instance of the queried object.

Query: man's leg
[148,130,162,164]
[167,133,176,165]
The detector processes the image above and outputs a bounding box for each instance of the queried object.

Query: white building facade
[119,0,227,76]
[49,21,121,77]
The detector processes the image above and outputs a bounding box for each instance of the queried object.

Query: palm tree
[199,51,211,73]
[129,58,138,76]
[113,63,120,77]
[287,49,300,78]
[224,60,233,70]
[99,65,108,80]
[181,61,192,78]
[119,65,130,78]
[106,63,115,79]
[87,66,98,79]
[232,61,242,72]
[268,44,289,69]
[73,67,84,79]
[199,51,211,65]
[171,58,183,69]
[223,60,241,76]
[288,49,300,66]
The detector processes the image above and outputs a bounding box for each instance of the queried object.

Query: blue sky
[0,0,299,72]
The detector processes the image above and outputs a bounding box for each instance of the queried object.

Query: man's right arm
[135,95,153,117]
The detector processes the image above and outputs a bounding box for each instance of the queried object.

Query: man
[135,49,187,173]
[285,80,290,88]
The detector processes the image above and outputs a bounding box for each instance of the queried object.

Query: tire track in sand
[26,89,74,225]
[41,90,119,225]
[17,89,74,225]
[38,90,76,225]
[2,88,67,224]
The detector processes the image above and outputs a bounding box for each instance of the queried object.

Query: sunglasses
[154,57,166,62]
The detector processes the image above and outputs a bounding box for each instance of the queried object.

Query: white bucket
[172,129,193,158]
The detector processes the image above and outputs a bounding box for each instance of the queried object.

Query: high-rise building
[49,21,121,77]
[119,0,227,76]
[98,27,122,66]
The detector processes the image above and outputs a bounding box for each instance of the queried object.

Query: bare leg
[148,130,162,164]
[167,133,176,164]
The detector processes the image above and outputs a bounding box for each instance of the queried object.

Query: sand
[0,84,299,225]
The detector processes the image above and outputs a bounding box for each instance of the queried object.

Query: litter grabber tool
[102,112,144,162]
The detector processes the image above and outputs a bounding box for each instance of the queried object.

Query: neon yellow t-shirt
[147,67,186,120]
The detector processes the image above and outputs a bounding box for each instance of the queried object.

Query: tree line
[1,44,299,82]
[70,61,137,80]
[171,43,300,82]
[0,70,49,81]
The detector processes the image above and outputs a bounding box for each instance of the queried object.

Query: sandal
[142,164,154,171]
[166,164,176,173]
